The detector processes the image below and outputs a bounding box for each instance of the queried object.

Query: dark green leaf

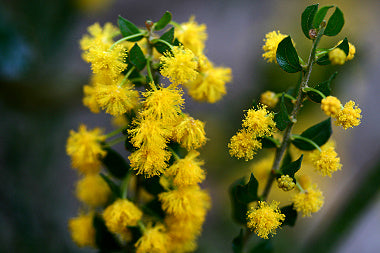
[337,37,349,55]
[230,177,249,225]
[154,11,172,31]
[280,151,292,170]
[232,229,244,253]
[154,27,174,54]
[292,118,332,150]
[313,5,334,28]
[301,4,319,39]
[280,155,303,181]
[100,173,121,198]
[93,215,121,251]
[307,72,337,103]
[143,198,166,219]
[102,148,130,179]
[276,36,302,73]
[249,239,274,253]
[261,136,280,149]
[118,16,143,42]
[316,54,330,65]
[235,173,259,204]
[324,7,344,36]
[281,204,298,227]
[142,176,165,195]
[129,43,146,71]
[173,38,181,47]
[274,94,291,131]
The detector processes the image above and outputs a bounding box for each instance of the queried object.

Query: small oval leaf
[235,173,259,204]
[118,16,143,42]
[313,5,334,28]
[280,204,298,227]
[154,11,172,31]
[280,154,303,181]
[307,72,337,103]
[102,148,130,179]
[324,7,344,36]
[129,43,146,71]
[276,36,303,73]
[292,118,332,150]
[154,27,175,54]
[301,4,319,39]
[274,93,291,131]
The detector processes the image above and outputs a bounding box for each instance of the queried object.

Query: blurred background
[0,0,379,252]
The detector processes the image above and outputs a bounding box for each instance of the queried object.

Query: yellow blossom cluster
[310,142,342,177]
[68,213,96,248]
[229,105,276,160]
[277,175,295,191]
[262,31,288,63]
[260,91,279,108]
[321,96,362,130]
[292,184,324,217]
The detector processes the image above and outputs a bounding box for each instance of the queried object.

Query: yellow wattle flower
[135,224,168,253]
[165,150,206,187]
[176,16,208,56]
[335,100,362,130]
[128,118,170,149]
[277,175,295,191]
[242,105,276,137]
[172,115,207,150]
[329,48,346,65]
[247,201,285,239]
[68,213,96,248]
[185,56,232,103]
[292,184,324,217]
[228,129,262,161]
[260,91,279,108]
[80,22,118,53]
[336,40,356,61]
[321,96,342,117]
[83,84,100,113]
[262,31,287,63]
[66,124,106,174]
[160,46,198,84]
[129,146,171,177]
[95,82,139,116]
[75,174,111,207]
[310,142,342,177]
[103,199,142,234]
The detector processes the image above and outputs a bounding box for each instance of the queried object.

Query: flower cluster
[228,105,276,160]
[67,13,227,252]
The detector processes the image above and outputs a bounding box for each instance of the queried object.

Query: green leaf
[93,215,121,251]
[100,173,121,198]
[232,229,244,253]
[235,173,259,204]
[280,154,303,181]
[307,72,337,103]
[173,38,181,47]
[141,176,165,195]
[292,118,332,150]
[276,36,303,73]
[324,7,344,36]
[118,16,143,42]
[274,94,291,131]
[230,177,249,225]
[102,148,130,179]
[154,11,172,31]
[280,151,292,170]
[280,204,298,227]
[261,136,280,149]
[313,5,334,28]
[337,37,349,55]
[143,198,166,219]
[301,4,319,39]
[316,54,330,65]
[129,43,146,71]
[154,27,174,54]
[249,239,274,253]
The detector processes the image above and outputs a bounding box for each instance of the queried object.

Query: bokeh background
[1,0,379,252]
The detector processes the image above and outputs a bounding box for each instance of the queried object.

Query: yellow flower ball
[310,143,342,177]
[228,129,262,161]
[247,201,285,239]
[172,115,207,150]
[335,100,362,130]
[262,31,287,63]
[260,91,279,108]
[277,175,295,191]
[68,213,96,248]
[176,16,207,56]
[321,96,342,117]
[242,105,276,137]
[76,174,111,207]
[292,184,324,217]
[329,48,346,65]
[135,224,168,253]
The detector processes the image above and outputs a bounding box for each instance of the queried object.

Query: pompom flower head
[76,174,111,207]
[103,199,142,234]
[260,91,279,108]
[228,129,262,161]
[68,213,96,248]
[292,184,324,217]
[242,105,276,137]
[160,46,198,84]
[66,124,106,174]
[80,22,118,52]
[335,100,362,129]
[262,31,287,63]
[336,40,356,61]
[321,96,342,117]
[329,48,346,65]
[95,81,139,116]
[135,224,168,253]
[165,150,206,187]
[247,201,285,239]
[176,16,207,56]
[172,115,207,150]
[83,84,101,113]
[310,142,342,177]
[277,175,295,191]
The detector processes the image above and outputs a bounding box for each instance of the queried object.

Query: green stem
[106,135,127,147]
[275,93,297,101]
[169,20,180,28]
[167,146,181,160]
[105,127,125,139]
[119,66,136,87]
[138,220,146,233]
[303,87,326,99]
[146,58,157,90]
[296,181,305,193]
[121,172,131,199]
[109,32,146,50]
[292,134,322,152]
